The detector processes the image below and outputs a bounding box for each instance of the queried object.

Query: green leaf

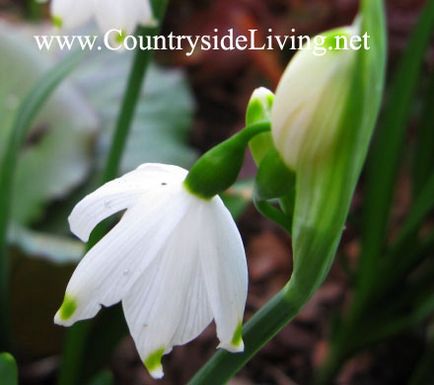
[0,24,97,225]
[357,0,434,296]
[87,371,114,385]
[10,226,83,264]
[0,24,85,349]
[412,70,434,196]
[0,353,18,385]
[409,329,434,385]
[71,50,197,172]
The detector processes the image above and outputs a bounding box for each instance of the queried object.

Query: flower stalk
[184,121,270,199]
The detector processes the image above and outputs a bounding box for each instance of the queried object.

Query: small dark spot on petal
[161,182,167,186]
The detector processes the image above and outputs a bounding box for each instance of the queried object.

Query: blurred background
[0,0,433,384]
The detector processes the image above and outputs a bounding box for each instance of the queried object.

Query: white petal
[69,163,187,242]
[199,198,248,352]
[94,0,155,35]
[55,183,190,326]
[50,0,93,29]
[122,200,213,378]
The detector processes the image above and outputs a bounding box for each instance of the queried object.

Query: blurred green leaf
[358,0,434,294]
[374,174,434,292]
[0,23,97,225]
[0,353,18,385]
[410,327,434,385]
[87,370,114,385]
[10,226,83,264]
[353,291,434,351]
[391,173,434,251]
[412,71,434,196]
[0,24,90,349]
[72,50,197,172]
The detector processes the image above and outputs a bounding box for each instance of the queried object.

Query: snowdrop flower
[50,0,155,35]
[55,163,247,379]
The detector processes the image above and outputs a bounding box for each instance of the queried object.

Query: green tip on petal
[230,322,244,349]
[52,15,63,29]
[58,295,77,321]
[144,348,165,379]
[116,30,127,44]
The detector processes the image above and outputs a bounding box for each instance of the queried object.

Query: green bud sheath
[253,149,295,233]
[184,122,270,199]
[246,88,275,165]
[255,149,295,201]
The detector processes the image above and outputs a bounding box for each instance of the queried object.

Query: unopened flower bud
[271,24,359,170]
[246,87,275,165]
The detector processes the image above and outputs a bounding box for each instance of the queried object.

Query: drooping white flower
[54,163,247,379]
[51,0,155,35]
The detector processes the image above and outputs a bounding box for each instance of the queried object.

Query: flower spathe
[50,0,155,35]
[54,163,247,379]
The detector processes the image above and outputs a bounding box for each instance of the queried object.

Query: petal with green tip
[144,348,165,379]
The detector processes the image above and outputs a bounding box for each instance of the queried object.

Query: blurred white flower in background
[54,163,247,379]
[50,0,155,35]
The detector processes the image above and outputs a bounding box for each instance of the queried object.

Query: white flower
[54,163,247,379]
[51,0,155,34]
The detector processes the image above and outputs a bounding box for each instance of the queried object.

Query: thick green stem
[188,285,306,385]
[101,38,153,183]
[58,2,169,384]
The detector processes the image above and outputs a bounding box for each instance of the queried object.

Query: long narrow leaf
[357,0,434,297]
[412,70,434,195]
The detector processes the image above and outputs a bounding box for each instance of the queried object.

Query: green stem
[26,0,42,21]
[101,37,152,183]
[58,2,169,384]
[189,285,306,385]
